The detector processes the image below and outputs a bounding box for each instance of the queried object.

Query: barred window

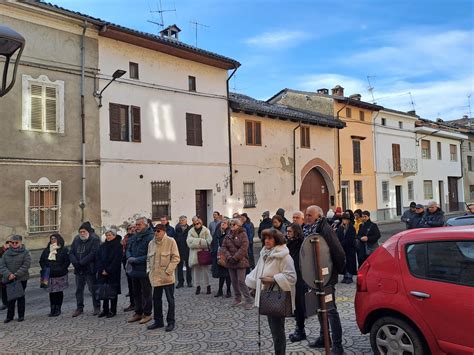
[243,182,257,208]
[354,180,363,204]
[151,181,171,220]
[408,180,414,200]
[26,177,61,234]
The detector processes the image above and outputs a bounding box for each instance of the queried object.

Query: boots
[48,305,55,317]
[195,286,201,295]
[206,285,211,295]
[214,289,223,297]
[54,305,61,317]
[289,327,307,342]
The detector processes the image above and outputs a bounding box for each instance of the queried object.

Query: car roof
[395,226,474,244]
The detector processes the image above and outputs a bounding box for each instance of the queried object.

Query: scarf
[261,247,274,262]
[48,243,61,261]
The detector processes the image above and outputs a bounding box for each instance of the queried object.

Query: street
[0,222,405,354]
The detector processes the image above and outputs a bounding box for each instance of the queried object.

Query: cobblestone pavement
[0,273,372,354]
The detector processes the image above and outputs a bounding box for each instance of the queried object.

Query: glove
[127,257,137,264]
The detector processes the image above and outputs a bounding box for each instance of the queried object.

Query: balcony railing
[388,158,417,175]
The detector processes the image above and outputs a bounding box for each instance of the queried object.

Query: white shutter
[30,84,43,130]
[45,86,57,131]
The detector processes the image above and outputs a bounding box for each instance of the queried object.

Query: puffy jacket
[69,234,100,275]
[0,246,31,282]
[126,227,154,278]
[420,208,445,228]
[39,244,70,278]
[147,234,180,287]
[401,209,417,229]
[186,226,212,267]
[221,227,250,269]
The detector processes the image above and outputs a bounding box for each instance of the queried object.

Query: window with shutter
[245,120,262,146]
[188,76,196,91]
[301,126,310,148]
[26,177,61,233]
[352,140,361,173]
[450,144,457,161]
[408,180,414,200]
[354,180,363,204]
[392,144,401,171]
[346,107,352,118]
[421,139,431,159]
[131,106,141,142]
[186,113,203,146]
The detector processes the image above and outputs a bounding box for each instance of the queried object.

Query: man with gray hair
[420,201,445,228]
[292,211,305,227]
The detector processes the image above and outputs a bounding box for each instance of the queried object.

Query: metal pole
[257,309,262,355]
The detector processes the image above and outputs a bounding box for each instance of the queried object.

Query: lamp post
[93,69,126,107]
[0,25,25,97]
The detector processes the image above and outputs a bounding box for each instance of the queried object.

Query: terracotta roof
[230,92,345,128]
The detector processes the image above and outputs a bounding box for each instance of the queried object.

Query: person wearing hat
[147,223,180,331]
[69,221,101,317]
[258,211,273,239]
[401,202,417,229]
[356,211,381,266]
[0,235,31,323]
[407,204,425,229]
[336,213,357,284]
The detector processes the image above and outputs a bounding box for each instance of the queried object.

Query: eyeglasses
[194,223,201,226]
[10,241,20,245]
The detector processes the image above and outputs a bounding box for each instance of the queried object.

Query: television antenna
[408,92,416,111]
[190,20,209,47]
[148,0,176,29]
[468,93,472,118]
[366,75,376,103]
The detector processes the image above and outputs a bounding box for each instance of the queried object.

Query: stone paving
[0,273,372,354]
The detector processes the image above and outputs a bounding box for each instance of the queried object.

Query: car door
[401,239,474,354]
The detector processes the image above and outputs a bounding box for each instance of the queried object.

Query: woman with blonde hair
[186,218,212,295]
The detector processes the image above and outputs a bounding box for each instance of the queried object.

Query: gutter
[226,66,238,196]
[291,123,301,195]
[79,21,87,222]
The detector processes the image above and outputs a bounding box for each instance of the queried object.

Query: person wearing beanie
[69,221,101,317]
[0,235,31,323]
[39,234,70,317]
[401,202,417,229]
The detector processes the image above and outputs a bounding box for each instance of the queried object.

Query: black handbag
[95,283,117,300]
[6,281,25,301]
[258,283,292,317]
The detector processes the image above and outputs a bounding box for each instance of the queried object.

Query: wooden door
[448,177,459,212]
[395,185,402,216]
[392,144,401,171]
[299,168,329,214]
[195,190,208,226]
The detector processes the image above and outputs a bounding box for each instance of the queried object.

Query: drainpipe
[79,21,87,222]
[335,103,347,199]
[291,123,301,195]
[226,66,238,196]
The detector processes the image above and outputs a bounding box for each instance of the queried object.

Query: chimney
[317,88,329,95]
[463,114,469,119]
[159,24,181,40]
[349,94,361,101]
[331,85,344,96]
[436,118,444,123]
[407,110,416,116]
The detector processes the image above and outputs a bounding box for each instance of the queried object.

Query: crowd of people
[0,200,466,354]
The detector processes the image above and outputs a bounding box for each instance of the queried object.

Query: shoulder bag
[95,282,118,300]
[40,267,50,289]
[197,240,212,266]
[259,283,292,318]
[6,280,25,301]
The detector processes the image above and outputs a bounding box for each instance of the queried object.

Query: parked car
[445,214,474,226]
[355,226,474,355]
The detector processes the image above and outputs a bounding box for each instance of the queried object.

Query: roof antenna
[408,92,416,111]
[190,20,209,47]
[468,93,472,118]
[367,75,376,103]
[148,0,176,30]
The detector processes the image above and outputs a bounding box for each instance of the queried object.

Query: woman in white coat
[246,229,296,355]
[186,218,212,295]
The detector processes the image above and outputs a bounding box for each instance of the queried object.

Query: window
[359,110,365,121]
[406,241,474,287]
[245,120,262,146]
[437,142,442,160]
[352,140,361,173]
[470,185,474,200]
[423,180,433,199]
[382,181,389,202]
[468,156,473,171]
[354,180,363,204]
[345,107,352,118]
[421,139,431,159]
[450,144,457,161]
[26,177,61,233]
[243,182,257,208]
[392,143,401,171]
[398,121,403,129]
[186,113,203,146]
[129,62,139,79]
[151,181,171,219]
[300,126,310,148]
[22,75,64,133]
[188,76,196,91]
[408,180,414,200]
[109,103,141,142]
[381,118,386,126]
[469,142,472,151]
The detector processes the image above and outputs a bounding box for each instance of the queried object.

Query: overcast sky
[53,0,474,120]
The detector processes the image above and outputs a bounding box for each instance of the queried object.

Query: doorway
[195,190,208,226]
[299,168,330,214]
[395,185,402,216]
[341,181,349,211]
[448,177,459,212]
[439,181,444,211]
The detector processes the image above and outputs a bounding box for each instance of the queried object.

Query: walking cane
[311,237,331,355]
[257,306,262,355]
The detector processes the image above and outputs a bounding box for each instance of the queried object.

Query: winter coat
[147,234,180,287]
[208,220,220,236]
[357,219,382,255]
[0,246,31,282]
[211,224,230,278]
[122,233,134,266]
[96,236,123,295]
[420,208,445,228]
[221,227,250,269]
[258,218,273,239]
[69,234,101,275]
[243,221,255,262]
[286,235,307,302]
[336,224,357,275]
[164,224,176,239]
[174,223,191,262]
[39,244,70,278]
[408,212,425,229]
[245,244,297,311]
[401,209,417,229]
[126,227,154,278]
[186,226,212,267]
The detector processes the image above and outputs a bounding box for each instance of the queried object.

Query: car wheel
[370,316,426,355]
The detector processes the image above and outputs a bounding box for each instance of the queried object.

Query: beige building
[229,93,344,221]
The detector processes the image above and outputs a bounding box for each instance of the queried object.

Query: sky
[52,0,474,121]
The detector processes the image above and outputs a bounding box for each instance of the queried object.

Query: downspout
[335,103,348,199]
[226,66,238,196]
[79,21,87,222]
[291,122,301,195]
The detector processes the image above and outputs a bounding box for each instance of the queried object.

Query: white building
[97,25,239,228]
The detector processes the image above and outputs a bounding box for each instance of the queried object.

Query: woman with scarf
[246,229,296,355]
[96,229,122,318]
[211,218,232,298]
[39,234,70,317]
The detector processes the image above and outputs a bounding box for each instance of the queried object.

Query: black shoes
[147,321,164,330]
[176,282,184,289]
[206,286,211,295]
[165,323,175,332]
[106,312,116,318]
[309,336,331,348]
[214,290,223,297]
[17,317,24,322]
[225,290,232,298]
[4,318,12,323]
[48,305,61,317]
[98,311,108,318]
[187,282,193,288]
[195,286,201,295]
[289,328,307,342]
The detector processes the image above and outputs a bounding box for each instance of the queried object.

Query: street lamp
[93,69,126,108]
[0,25,25,97]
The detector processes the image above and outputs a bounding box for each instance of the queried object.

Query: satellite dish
[299,233,333,288]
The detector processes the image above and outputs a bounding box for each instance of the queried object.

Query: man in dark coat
[69,221,101,317]
[174,215,192,288]
[356,211,381,267]
[160,216,176,239]
[420,201,445,228]
[408,204,425,229]
[401,202,417,229]
[276,207,291,226]
[304,205,346,354]
[257,211,273,239]
[126,217,154,324]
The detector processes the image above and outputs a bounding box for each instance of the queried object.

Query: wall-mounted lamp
[0,25,25,97]
[93,69,126,108]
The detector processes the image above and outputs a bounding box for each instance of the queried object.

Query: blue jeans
[75,273,99,310]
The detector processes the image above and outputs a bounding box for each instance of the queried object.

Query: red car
[355,226,474,355]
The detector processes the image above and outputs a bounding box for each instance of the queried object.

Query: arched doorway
[300,168,329,214]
